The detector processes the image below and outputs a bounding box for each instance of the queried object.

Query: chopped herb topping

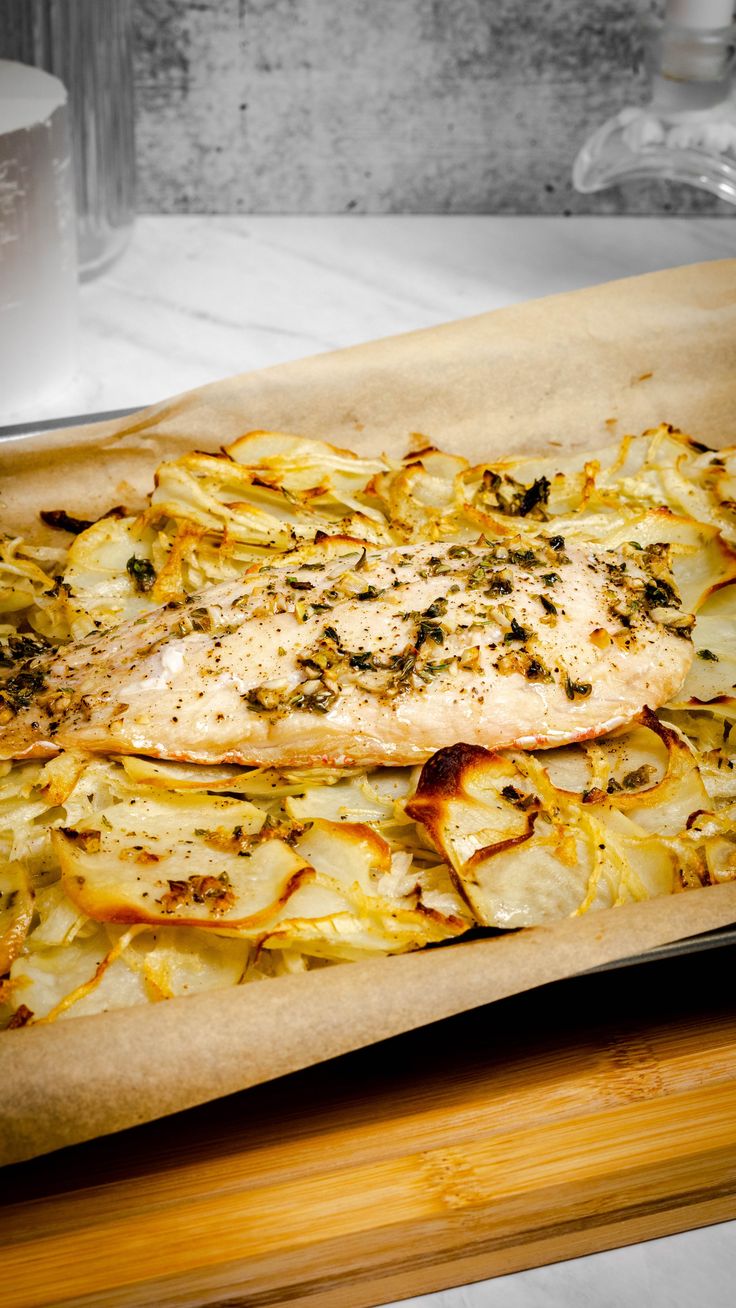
[188,606,212,633]
[496,649,550,680]
[289,685,338,713]
[501,784,538,810]
[564,675,592,700]
[389,649,417,686]
[467,564,489,589]
[349,650,378,671]
[126,556,157,593]
[427,555,451,575]
[244,686,285,712]
[158,872,235,916]
[244,681,338,715]
[504,617,528,644]
[697,648,719,661]
[517,476,550,516]
[477,471,550,519]
[484,575,513,597]
[0,666,47,712]
[644,578,678,608]
[0,633,49,667]
[422,597,448,619]
[620,764,656,790]
[508,548,539,567]
[415,620,444,649]
[297,644,340,674]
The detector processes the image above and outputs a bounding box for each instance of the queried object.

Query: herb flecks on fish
[126,556,157,593]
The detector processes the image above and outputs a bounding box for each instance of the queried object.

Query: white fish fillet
[0,538,693,767]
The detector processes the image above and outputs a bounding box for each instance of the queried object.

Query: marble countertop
[3,213,736,427]
[3,214,736,1305]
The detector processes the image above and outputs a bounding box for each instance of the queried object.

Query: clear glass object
[574,0,736,205]
[0,0,135,278]
[0,61,78,418]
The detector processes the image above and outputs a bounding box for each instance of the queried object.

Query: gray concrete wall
[133,0,730,213]
[3,0,733,213]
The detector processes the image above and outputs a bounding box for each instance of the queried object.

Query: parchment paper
[2,259,736,1166]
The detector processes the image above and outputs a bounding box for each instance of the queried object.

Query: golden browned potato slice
[406,714,709,928]
[0,862,33,974]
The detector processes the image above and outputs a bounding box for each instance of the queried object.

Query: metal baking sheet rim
[3,406,734,973]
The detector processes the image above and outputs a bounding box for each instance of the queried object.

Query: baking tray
[2,405,735,975]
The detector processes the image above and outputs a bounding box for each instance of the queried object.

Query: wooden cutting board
[2,943,736,1308]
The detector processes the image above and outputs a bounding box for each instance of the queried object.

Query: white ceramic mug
[0,60,78,420]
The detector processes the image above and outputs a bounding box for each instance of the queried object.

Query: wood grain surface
[2,945,736,1308]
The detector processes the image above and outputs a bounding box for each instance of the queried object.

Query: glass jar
[573,0,736,205]
[0,60,78,418]
[0,0,135,278]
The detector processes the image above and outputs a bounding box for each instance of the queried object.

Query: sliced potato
[226,429,387,493]
[121,754,361,799]
[4,887,253,1023]
[119,926,252,1001]
[151,441,393,549]
[286,768,414,824]
[121,755,261,793]
[533,714,709,837]
[407,730,686,928]
[602,720,709,836]
[295,819,391,888]
[3,422,736,1021]
[406,745,535,873]
[262,882,467,961]
[264,821,469,960]
[52,794,314,930]
[670,583,736,706]
[0,862,33,973]
[464,811,674,928]
[660,708,736,809]
[0,535,63,618]
[5,917,146,1023]
[61,515,160,638]
[37,750,90,807]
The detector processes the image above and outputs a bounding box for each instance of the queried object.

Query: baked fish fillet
[0,537,693,767]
